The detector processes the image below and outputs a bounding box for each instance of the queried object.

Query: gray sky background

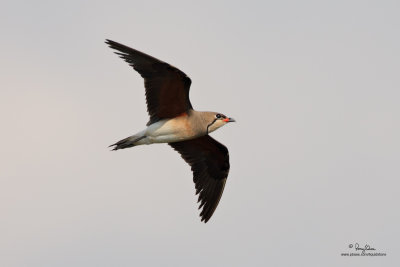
[1,1,399,266]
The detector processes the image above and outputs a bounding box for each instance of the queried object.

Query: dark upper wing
[169,135,230,223]
[105,39,193,125]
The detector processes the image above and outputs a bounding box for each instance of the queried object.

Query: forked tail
[109,134,146,150]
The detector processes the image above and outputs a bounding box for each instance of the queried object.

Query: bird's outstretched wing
[169,135,230,223]
[105,39,193,125]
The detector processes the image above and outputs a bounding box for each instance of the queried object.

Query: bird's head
[206,112,235,134]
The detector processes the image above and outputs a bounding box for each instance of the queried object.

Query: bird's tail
[109,133,146,151]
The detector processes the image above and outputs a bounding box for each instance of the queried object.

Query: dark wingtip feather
[105,39,115,47]
[105,39,116,44]
[201,215,210,223]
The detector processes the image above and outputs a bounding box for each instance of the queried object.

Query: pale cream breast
[145,115,196,142]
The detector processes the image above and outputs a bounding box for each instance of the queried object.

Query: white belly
[141,118,197,144]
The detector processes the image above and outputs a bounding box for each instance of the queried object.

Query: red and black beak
[223,117,236,122]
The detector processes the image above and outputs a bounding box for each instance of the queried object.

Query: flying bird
[106,39,235,223]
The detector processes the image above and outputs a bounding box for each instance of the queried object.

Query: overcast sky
[1,0,399,266]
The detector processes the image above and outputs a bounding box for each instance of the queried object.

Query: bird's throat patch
[206,119,217,134]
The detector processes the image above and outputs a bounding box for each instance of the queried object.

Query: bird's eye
[216,114,221,119]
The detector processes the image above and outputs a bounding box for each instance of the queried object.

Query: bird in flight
[106,39,235,223]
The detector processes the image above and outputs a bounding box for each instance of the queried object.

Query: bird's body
[113,110,228,148]
[106,39,234,222]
